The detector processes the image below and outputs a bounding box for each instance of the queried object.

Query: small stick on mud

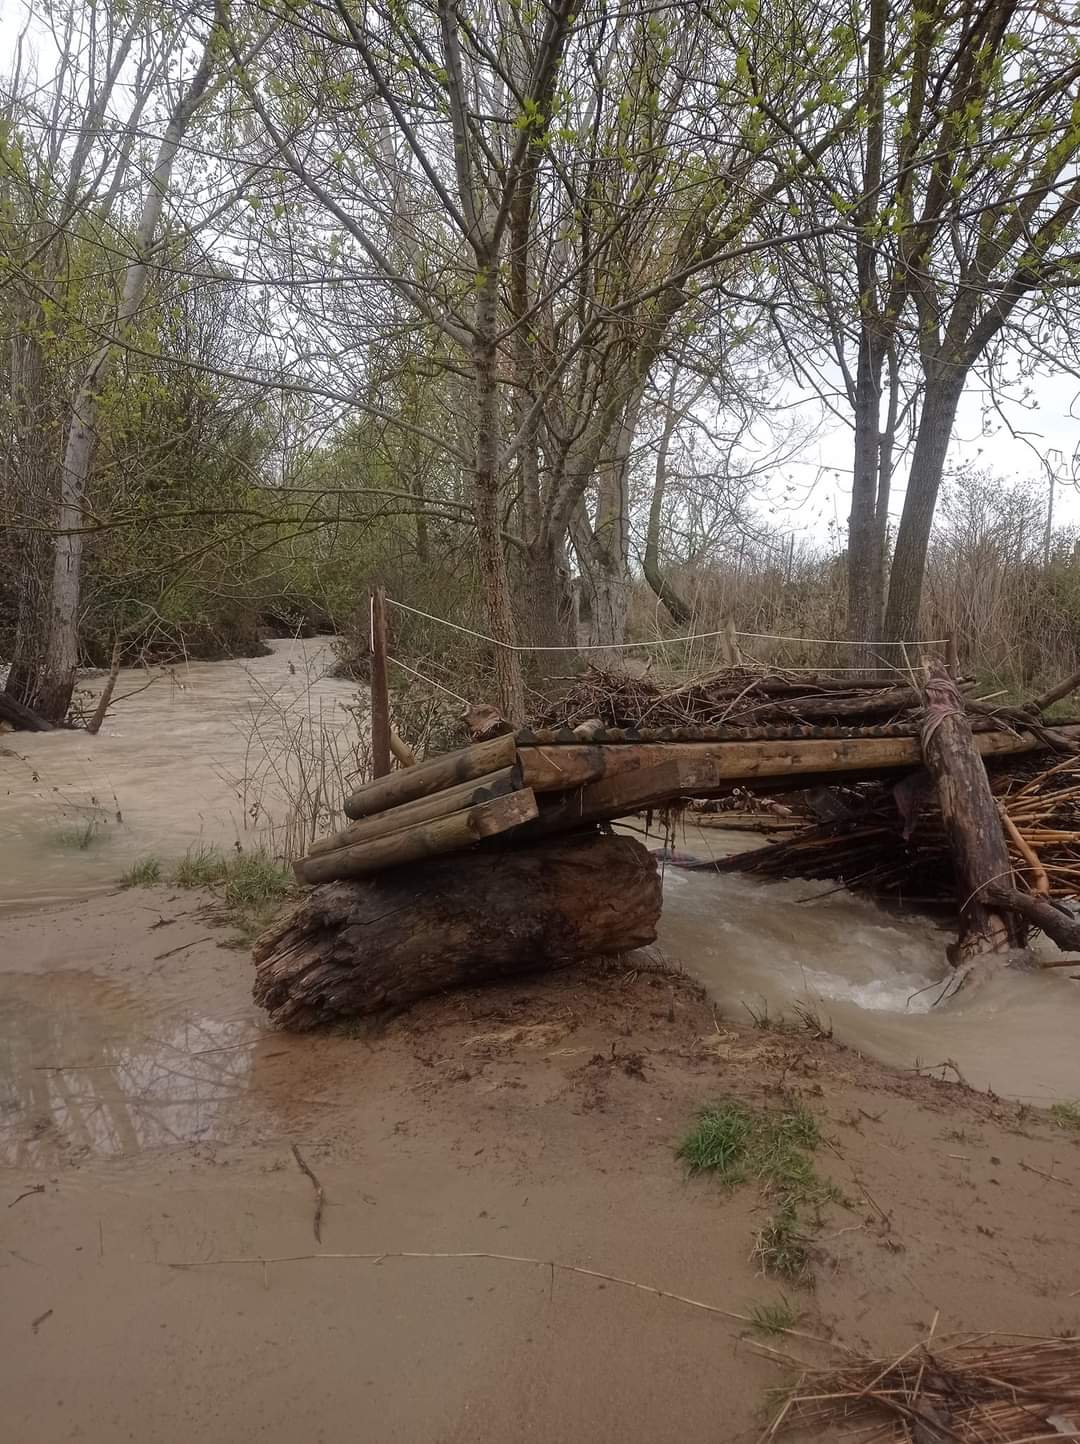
[31,1309,53,1333]
[1019,1159,1075,1188]
[154,936,215,961]
[290,1144,325,1243]
[9,1184,45,1208]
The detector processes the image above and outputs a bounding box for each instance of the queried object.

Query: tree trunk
[919,665,1025,963]
[520,539,573,658]
[643,368,694,625]
[28,27,219,724]
[847,331,886,671]
[581,554,630,661]
[883,370,966,646]
[472,265,526,723]
[252,831,662,1029]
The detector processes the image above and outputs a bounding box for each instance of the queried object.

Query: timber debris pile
[716,754,1080,903]
[253,660,1080,1028]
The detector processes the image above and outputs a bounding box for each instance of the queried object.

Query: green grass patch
[173,845,231,889]
[171,845,293,939]
[747,1296,799,1337]
[121,855,162,886]
[678,1098,834,1285]
[1051,1101,1080,1131]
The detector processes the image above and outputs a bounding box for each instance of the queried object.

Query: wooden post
[945,632,960,677]
[919,665,1026,963]
[370,586,392,779]
[719,616,739,668]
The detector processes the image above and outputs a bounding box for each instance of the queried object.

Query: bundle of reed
[719,758,1080,903]
[766,1333,1080,1442]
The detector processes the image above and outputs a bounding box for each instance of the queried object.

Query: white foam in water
[795,967,942,1014]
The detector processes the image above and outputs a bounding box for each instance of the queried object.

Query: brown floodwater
[1,641,1078,1115]
[0,638,360,908]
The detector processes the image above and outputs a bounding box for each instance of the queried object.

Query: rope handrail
[383,596,948,656]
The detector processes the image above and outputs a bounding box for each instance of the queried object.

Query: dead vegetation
[766,1332,1080,1441]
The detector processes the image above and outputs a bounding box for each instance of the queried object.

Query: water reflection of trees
[0,974,258,1166]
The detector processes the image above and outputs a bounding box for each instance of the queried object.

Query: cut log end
[253,832,662,1030]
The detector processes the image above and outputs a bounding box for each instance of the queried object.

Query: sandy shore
[2,888,1079,1442]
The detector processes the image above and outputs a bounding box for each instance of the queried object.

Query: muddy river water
[2,639,1078,1113]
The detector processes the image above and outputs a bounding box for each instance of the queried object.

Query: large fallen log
[0,692,55,732]
[920,666,1025,961]
[254,831,662,1029]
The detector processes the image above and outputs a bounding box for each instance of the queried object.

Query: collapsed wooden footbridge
[292,716,1080,886]
[251,665,1080,1029]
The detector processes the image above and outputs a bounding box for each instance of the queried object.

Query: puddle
[0,970,266,1164]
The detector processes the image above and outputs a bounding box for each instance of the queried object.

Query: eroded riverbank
[2,888,1078,1443]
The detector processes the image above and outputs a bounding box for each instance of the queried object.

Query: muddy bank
[2,889,1079,1443]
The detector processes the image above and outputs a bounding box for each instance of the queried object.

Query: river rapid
[2,639,1077,1104]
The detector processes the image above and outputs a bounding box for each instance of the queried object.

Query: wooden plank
[517,726,1080,795]
[522,760,717,838]
[343,733,518,818]
[307,765,521,856]
[370,586,391,778]
[296,788,539,884]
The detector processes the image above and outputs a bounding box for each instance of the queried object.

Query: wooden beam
[308,765,521,856]
[517,726,1080,795]
[523,760,718,837]
[296,788,539,884]
[343,733,517,818]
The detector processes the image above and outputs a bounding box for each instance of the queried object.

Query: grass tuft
[50,819,106,851]
[678,1100,756,1180]
[173,845,230,889]
[121,855,162,886]
[678,1097,834,1284]
[754,1207,813,1284]
[171,845,293,938]
[1051,1100,1080,1131]
[747,1296,800,1337]
[220,849,293,909]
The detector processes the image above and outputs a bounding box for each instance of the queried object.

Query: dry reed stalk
[766,1334,1080,1442]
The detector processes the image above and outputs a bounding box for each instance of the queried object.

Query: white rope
[387,654,470,705]
[384,596,947,654]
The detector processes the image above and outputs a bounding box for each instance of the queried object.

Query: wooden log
[254,832,662,1029]
[343,733,517,818]
[296,788,538,884]
[517,726,1080,795]
[308,765,521,857]
[523,759,722,838]
[0,691,55,732]
[920,666,1025,961]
